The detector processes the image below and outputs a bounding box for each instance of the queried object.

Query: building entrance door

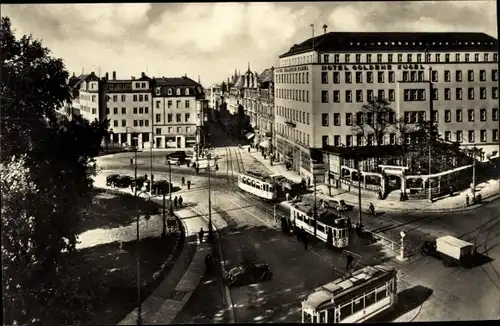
[176,136,182,148]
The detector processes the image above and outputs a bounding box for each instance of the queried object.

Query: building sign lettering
[275,66,309,73]
[322,64,425,71]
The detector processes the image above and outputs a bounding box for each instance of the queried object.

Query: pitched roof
[155,76,200,87]
[280,32,498,58]
[258,68,274,83]
[234,75,245,88]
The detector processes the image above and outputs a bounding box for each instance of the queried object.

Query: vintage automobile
[152,180,171,195]
[106,174,121,187]
[132,176,149,190]
[223,259,272,287]
[165,157,186,166]
[326,199,352,212]
[114,175,133,188]
[420,235,476,267]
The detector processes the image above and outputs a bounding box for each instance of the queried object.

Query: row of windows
[111,119,149,128]
[155,100,191,109]
[323,52,498,65]
[154,126,193,135]
[155,87,190,96]
[106,94,150,102]
[276,123,310,147]
[321,89,396,103]
[276,106,311,125]
[106,107,149,115]
[436,108,498,123]
[157,113,191,123]
[322,129,499,147]
[276,72,310,84]
[320,69,498,84]
[276,88,310,102]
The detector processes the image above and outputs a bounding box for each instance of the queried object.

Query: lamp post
[425,49,434,203]
[167,161,173,218]
[108,128,114,149]
[313,175,317,239]
[134,136,139,197]
[135,190,152,325]
[150,138,154,193]
[356,158,363,228]
[207,153,214,242]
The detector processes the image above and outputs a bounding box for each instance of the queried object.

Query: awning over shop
[245,132,255,140]
[259,140,270,148]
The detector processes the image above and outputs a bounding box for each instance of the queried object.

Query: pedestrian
[187,180,191,190]
[187,160,190,168]
[215,163,219,171]
[346,254,354,271]
[369,202,375,215]
[248,147,251,153]
[130,157,133,166]
[477,193,482,204]
[199,228,205,243]
[195,166,199,175]
[178,196,183,207]
[181,176,185,186]
[174,196,178,208]
[465,194,470,207]
[205,253,212,274]
[303,232,308,251]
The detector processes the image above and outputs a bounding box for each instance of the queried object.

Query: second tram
[301,264,398,323]
[290,200,350,248]
[237,171,277,200]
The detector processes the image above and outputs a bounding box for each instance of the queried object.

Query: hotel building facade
[274,32,499,182]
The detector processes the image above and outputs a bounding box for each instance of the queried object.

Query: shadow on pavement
[370,285,434,322]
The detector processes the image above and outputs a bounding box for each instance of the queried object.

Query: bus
[237,171,277,200]
[290,200,350,248]
[301,264,398,323]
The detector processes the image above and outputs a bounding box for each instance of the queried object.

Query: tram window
[339,302,352,319]
[327,309,335,323]
[297,214,303,221]
[365,290,376,307]
[270,186,274,192]
[333,229,337,238]
[304,313,313,323]
[319,311,326,323]
[317,224,325,232]
[352,296,364,314]
[375,285,388,301]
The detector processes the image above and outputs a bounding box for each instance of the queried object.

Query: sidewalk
[244,147,500,213]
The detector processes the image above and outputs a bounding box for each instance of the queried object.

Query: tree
[352,97,396,147]
[393,117,415,166]
[1,16,108,324]
[221,81,227,94]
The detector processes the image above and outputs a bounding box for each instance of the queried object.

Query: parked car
[166,151,187,159]
[223,259,272,287]
[132,176,149,190]
[165,157,186,166]
[106,174,121,187]
[124,145,137,152]
[326,199,352,212]
[152,180,171,195]
[420,235,476,267]
[114,175,133,188]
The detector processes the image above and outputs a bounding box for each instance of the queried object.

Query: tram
[301,265,398,323]
[237,171,277,200]
[290,200,350,248]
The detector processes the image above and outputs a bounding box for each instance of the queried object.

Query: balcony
[285,120,296,128]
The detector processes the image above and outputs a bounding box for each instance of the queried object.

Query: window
[493,70,498,81]
[176,114,181,122]
[121,119,126,127]
[431,71,438,82]
[426,53,431,62]
[346,113,352,126]
[445,88,451,100]
[345,90,352,102]
[468,130,475,143]
[367,72,373,83]
[456,109,463,122]
[416,54,422,62]
[346,135,353,147]
[410,71,417,82]
[493,87,499,99]
[432,88,438,100]
[334,54,340,63]
[456,130,463,142]
[433,111,439,122]
[155,128,162,135]
[378,89,385,100]
[444,70,451,82]
[321,72,328,84]
[139,107,144,114]
[334,113,340,126]
[333,72,340,84]
[493,108,499,121]
[345,72,352,83]
[185,88,190,95]
[445,131,451,141]
[156,113,161,123]
[468,109,475,122]
[321,90,329,103]
[377,54,382,62]
[468,70,474,82]
[465,53,470,62]
[322,135,329,147]
[356,135,363,146]
[445,110,451,122]
[177,127,181,133]
[113,120,118,127]
[456,70,462,82]
[367,90,374,101]
[333,90,340,103]
[133,120,138,127]
[456,88,463,100]
[144,120,149,127]
[168,88,172,95]
[167,100,172,108]
[480,87,487,99]
[355,54,361,63]
[355,72,363,83]
[445,53,450,62]
[378,71,384,83]
[480,130,487,142]
[418,111,426,122]
[139,95,144,102]
[133,107,137,114]
[185,113,190,122]
[356,112,363,125]
[322,113,329,126]
[176,88,181,95]
[167,114,172,122]
[176,100,181,108]
[356,90,363,102]
[185,100,190,109]
[388,54,393,62]
[139,120,144,127]
[407,54,412,62]
[397,54,403,62]
[403,71,409,82]
[113,107,118,114]
[493,129,499,142]
[105,107,110,115]
[145,95,149,102]
[468,88,474,100]
[389,89,395,101]
[388,71,395,83]
[366,54,372,63]
[345,54,350,63]
[455,53,460,62]
[480,108,487,121]
[480,70,486,81]
[484,53,490,61]
[186,127,191,133]
[144,107,148,114]
[323,54,329,63]
[389,133,396,145]
[475,53,480,62]
[133,95,138,102]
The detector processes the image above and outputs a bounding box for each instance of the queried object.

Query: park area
[58,188,184,325]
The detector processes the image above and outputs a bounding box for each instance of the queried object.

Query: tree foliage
[352,97,395,146]
[1,16,108,324]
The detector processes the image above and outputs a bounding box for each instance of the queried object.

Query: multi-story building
[242,66,275,152]
[68,72,103,122]
[152,76,205,149]
[275,32,499,182]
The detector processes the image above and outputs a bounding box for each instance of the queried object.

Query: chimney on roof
[323,24,328,34]
[112,71,116,80]
[185,73,187,77]
[141,72,145,78]
[105,72,109,80]
[131,76,135,80]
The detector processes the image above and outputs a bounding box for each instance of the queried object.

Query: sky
[2,1,497,86]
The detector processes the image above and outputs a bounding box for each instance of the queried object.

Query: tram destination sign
[322,64,425,71]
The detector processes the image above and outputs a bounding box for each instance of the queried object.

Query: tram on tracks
[237,170,277,200]
[290,200,350,248]
[301,264,398,323]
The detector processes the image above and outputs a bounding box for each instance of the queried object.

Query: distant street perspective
[2,2,499,325]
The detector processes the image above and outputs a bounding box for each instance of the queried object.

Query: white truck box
[436,235,473,260]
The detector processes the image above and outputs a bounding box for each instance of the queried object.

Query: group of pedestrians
[181,177,191,190]
[173,195,183,208]
[295,227,309,250]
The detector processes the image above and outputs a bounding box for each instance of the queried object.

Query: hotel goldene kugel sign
[322,64,426,71]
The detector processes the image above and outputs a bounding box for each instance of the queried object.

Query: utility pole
[357,158,362,227]
[472,146,477,199]
[168,162,173,217]
[162,191,166,238]
[134,140,138,197]
[427,51,434,203]
[313,175,317,239]
[208,154,214,242]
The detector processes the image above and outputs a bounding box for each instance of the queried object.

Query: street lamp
[108,128,114,149]
[425,48,434,203]
[398,231,407,261]
[207,153,214,243]
[135,190,152,325]
[133,136,139,197]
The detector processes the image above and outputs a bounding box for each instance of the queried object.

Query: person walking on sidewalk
[178,196,183,207]
[369,202,375,215]
[130,157,134,166]
[205,253,212,274]
[173,196,178,208]
[187,180,191,190]
[181,176,185,186]
[199,228,205,243]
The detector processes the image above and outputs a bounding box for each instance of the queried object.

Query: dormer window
[176,88,181,95]
[156,87,161,96]
[185,88,190,95]
[168,88,172,95]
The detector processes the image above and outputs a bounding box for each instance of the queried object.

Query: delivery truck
[420,235,476,267]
